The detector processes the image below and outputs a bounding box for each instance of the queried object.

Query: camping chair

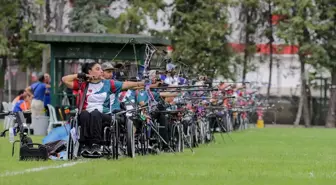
[2,102,10,113]
[1,102,14,135]
[1,111,31,138]
[8,102,13,112]
[47,104,67,134]
[17,111,32,135]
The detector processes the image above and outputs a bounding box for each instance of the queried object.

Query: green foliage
[68,0,110,33]
[274,0,335,70]
[168,0,234,78]
[112,7,147,34]
[105,0,166,34]
[274,0,326,65]
[0,35,9,56]
[17,22,45,69]
[314,0,336,69]
[35,0,44,6]
[0,0,19,57]
[0,0,44,69]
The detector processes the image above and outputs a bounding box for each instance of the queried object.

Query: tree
[237,0,265,83]
[0,0,44,69]
[105,0,166,34]
[168,0,233,78]
[0,0,20,57]
[265,0,275,99]
[274,0,326,127]
[315,0,336,127]
[17,22,45,69]
[68,0,111,33]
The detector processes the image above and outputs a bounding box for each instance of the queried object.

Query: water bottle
[9,127,15,143]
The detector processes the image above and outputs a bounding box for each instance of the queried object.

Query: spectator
[13,94,29,113]
[25,73,51,117]
[12,89,31,111]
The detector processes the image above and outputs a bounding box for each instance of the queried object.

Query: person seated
[61,61,146,155]
[12,90,31,111]
[12,90,25,104]
[101,62,115,80]
[137,70,179,147]
[13,94,30,113]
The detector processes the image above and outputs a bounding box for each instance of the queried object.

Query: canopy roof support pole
[50,45,56,106]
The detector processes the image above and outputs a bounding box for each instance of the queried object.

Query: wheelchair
[180,102,208,148]
[67,108,134,160]
[158,107,185,153]
[131,104,170,155]
[127,101,183,155]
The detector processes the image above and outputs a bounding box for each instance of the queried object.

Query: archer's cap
[101,62,115,71]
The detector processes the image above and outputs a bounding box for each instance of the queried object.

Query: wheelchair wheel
[103,126,112,160]
[232,114,239,131]
[112,120,119,160]
[204,120,212,143]
[226,114,233,132]
[171,124,182,152]
[191,122,198,147]
[244,117,249,129]
[179,124,184,152]
[126,119,135,158]
[140,124,149,156]
[185,123,194,148]
[67,118,77,160]
[239,115,244,130]
[197,120,205,144]
[67,133,73,160]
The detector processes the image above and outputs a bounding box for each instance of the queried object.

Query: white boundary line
[0,161,87,177]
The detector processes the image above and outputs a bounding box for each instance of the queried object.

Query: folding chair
[47,104,67,134]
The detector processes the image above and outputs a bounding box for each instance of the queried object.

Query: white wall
[228,54,330,97]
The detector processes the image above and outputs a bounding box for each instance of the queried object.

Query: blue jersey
[13,100,24,113]
[31,82,47,101]
[44,88,51,106]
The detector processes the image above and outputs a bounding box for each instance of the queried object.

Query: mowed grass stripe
[0,125,336,185]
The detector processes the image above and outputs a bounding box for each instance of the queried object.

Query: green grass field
[0,120,336,185]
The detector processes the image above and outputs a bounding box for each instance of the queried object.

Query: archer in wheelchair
[62,61,147,158]
[133,70,185,153]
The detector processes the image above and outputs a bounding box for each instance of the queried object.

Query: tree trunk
[326,67,336,128]
[294,57,311,126]
[266,0,273,100]
[38,4,48,73]
[6,57,12,102]
[26,67,31,87]
[55,0,66,32]
[242,8,251,83]
[242,50,248,83]
[0,57,5,89]
[294,93,303,126]
[300,57,311,127]
[307,81,313,124]
[45,0,51,31]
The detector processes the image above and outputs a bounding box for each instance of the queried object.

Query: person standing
[25,73,51,117]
